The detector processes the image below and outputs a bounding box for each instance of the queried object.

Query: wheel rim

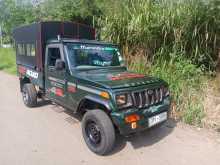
[85,121,101,146]
[22,90,28,104]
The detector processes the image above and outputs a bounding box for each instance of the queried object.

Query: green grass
[0,48,16,75]
[183,95,205,126]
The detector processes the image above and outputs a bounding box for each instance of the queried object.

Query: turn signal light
[125,114,140,123]
[100,91,110,99]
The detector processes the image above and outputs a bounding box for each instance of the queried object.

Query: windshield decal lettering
[71,45,117,51]
[93,60,111,66]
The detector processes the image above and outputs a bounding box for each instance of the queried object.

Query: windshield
[65,43,124,69]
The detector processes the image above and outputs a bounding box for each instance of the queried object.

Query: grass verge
[0,48,16,75]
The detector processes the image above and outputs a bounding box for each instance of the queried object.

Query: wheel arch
[19,76,31,91]
[76,95,112,115]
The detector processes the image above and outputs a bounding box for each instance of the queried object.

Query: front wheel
[22,83,37,107]
[82,110,115,155]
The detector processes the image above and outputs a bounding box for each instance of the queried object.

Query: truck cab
[13,21,170,155]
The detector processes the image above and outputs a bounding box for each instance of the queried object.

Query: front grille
[132,88,163,108]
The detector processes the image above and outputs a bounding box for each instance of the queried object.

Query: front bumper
[111,97,170,135]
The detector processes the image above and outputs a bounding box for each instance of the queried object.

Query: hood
[76,68,163,89]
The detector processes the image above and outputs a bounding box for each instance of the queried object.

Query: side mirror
[55,59,65,70]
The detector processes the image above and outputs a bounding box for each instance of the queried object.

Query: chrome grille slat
[155,89,158,103]
[160,88,163,101]
[138,92,143,108]
[145,90,149,106]
[156,88,160,103]
[141,91,146,106]
[151,92,155,104]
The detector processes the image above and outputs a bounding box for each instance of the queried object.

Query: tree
[0,0,34,42]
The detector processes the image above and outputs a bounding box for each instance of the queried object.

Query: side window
[31,44,36,56]
[48,48,61,67]
[17,43,26,56]
[26,44,36,56]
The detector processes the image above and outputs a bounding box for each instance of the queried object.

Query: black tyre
[22,83,37,107]
[82,110,115,155]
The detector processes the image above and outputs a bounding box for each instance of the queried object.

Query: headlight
[116,93,132,108]
[163,86,170,97]
[116,94,126,105]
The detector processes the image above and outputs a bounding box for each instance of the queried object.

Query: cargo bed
[13,21,95,72]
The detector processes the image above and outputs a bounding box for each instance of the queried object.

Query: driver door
[45,44,67,104]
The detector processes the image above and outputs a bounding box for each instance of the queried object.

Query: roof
[47,38,118,46]
[13,21,96,43]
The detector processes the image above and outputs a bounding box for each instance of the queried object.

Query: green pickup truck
[13,21,170,155]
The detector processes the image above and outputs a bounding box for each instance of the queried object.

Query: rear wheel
[22,83,37,107]
[82,110,115,155]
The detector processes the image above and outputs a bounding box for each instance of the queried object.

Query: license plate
[148,112,167,127]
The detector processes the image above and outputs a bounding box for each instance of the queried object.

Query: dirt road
[0,71,220,165]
